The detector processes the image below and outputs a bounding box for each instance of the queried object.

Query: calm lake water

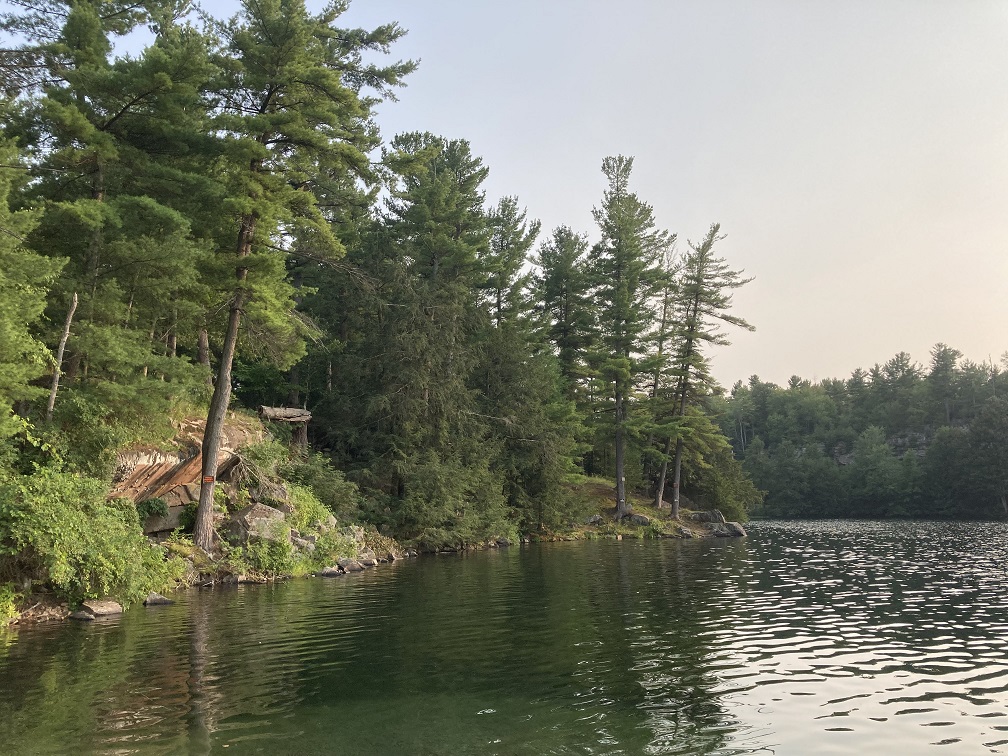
[3,520,1008,755]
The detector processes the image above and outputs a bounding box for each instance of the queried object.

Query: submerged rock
[71,599,123,620]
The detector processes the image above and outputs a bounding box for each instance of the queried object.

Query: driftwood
[259,406,312,423]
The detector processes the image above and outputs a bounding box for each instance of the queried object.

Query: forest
[724,348,1008,520]
[0,0,1004,616]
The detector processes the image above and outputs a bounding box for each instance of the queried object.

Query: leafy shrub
[0,582,19,625]
[311,529,357,567]
[286,483,330,533]
[0,468,181,606]
[136,497,168,523]
[226,522,295,579]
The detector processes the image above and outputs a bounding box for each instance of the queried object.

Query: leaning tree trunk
[45,292,78,422]
[194,215,255,552]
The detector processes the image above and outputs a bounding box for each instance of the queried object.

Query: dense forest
[0,0,762,610]
[724,348,1008,520]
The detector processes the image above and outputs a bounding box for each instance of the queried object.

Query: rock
[686,509,726,524]
[71,599,123,620]
[495,538,512,547]
[337,557,364,572]
[291,537,316,553]
[385,551,398,562]
[711,521,747,538]
[585,514,603,526]
[144,593,173,606]
[358,548,377,563]
[626,513,651,526]
[359,557,378,568]
[316,566,344,577]
[224,502,286,544]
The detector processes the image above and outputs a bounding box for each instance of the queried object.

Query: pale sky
[15,0,1008,388]
[327,0,1008,388]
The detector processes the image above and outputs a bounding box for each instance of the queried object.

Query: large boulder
[224,503,287,544]
[625,513,651,526]
[711,521,747,538]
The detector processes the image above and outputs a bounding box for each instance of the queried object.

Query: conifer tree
[655,224,753,518]
[588,156,670,517]
[193,0,414,550]
[0,140,63,441]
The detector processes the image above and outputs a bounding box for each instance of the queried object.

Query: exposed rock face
[109,415,263,536]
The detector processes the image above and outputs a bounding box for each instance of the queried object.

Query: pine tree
[588,156,670,517]
[655,224,753,518]
[193,0,414,550]
[0,140,63,441]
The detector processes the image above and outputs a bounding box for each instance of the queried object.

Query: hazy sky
[323,0,1008,388]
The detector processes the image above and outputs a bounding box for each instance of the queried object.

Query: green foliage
[286,483,330,534]
[136,497,168,524]
[226,531,295,580]
[0,468,181,605]
[312,529,357,566]
[0,582,19,626]
[736,351,1008,520]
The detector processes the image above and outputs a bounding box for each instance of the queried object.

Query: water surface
[3,520,1008,754]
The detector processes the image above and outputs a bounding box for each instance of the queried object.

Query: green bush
[226,525,295,579]
[0,468,182,606]
[136,497,168,524]
[0,582,19,625]
[286,483,330,533]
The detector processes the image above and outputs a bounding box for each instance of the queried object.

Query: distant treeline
[722,346,1008,519]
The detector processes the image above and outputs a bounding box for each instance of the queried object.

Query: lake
[2,520,1008,754]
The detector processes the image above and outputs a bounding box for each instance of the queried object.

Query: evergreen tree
[0,140,63,441]
[193,0,414,550]
[534,225,595,400]
[655,224,753,518]
[588,156,669,517]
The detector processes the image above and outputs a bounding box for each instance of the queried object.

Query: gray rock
[143,593,174,606]
[317,566,344,577]
[585,514,603,526]
[711,521,747,538]
[72,599,123,619]
[686,509,726,524]
[385,551,398,562]
[359,557,379,568]
[626,513,651,526]
[337,557,364,572]
[224,503,286,544]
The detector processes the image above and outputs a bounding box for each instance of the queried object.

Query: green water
[3,521,1008,754]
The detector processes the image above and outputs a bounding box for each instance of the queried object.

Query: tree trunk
[614,380,629,518]
[194,214,255,552]
[46,292,78,422]
[654,435,672,509]
[670,437,684,520]
[197,328,212,385]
